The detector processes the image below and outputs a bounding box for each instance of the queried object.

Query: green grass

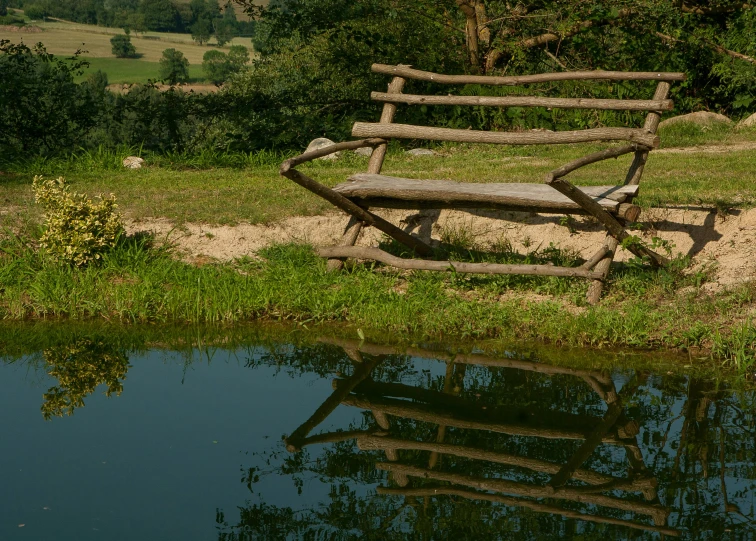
[2,125,756,226]
[2,125,756,373]
[0,234,754,373]
[71,57,206,84]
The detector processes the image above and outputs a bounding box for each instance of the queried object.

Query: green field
[71,56,206,84]
[1,15,252,84]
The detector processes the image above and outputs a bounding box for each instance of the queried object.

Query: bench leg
[327,215,364,272]
[586,236,618,305]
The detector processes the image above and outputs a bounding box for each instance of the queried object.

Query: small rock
[354,147,373,157]
[737,112,756,128]
[658,111,732,128]
[405,148,437,156]
[122,156,145,169]
[305,138,340,160]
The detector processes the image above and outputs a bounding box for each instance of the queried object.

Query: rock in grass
[659,111,732,128]
[406,148,437,156]
[123,156,145,169]
[737,112,756,128]
[354,146,373,157]
[305,138,340,160]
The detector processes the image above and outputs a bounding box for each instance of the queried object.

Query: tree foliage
[159,47,190,84]
[0,41,99,160]
[110,32,138,58]
[230,0,756,148]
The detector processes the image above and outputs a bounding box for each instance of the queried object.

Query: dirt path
[128,206,756,292]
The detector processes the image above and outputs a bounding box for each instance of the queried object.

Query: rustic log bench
[280,64,685,304]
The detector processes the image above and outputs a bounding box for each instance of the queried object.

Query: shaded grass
[1,233,754,373]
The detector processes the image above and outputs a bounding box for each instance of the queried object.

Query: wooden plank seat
[334,174,639,213]
[279,64,686,304]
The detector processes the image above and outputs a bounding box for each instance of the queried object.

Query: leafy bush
[41,338,130,420]
[159,48,190,84]
[32,176,124,267]
[110,33,138,58]
[0,40,100,161]
[202,46,248,85]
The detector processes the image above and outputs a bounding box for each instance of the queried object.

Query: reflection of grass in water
[41,337,130,419]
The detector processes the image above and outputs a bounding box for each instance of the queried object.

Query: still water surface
[1,334,755,540]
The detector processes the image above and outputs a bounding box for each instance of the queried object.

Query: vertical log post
[327,76,407,271]
[586,81,672,304]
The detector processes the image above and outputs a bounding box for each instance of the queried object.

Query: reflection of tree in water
[41,338,130,420]
[220,342,756,541]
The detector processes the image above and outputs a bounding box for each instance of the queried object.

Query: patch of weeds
[712,319,756,373]
[558,215,577,234]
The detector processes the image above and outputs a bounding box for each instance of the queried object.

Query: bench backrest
[358,64,685,185]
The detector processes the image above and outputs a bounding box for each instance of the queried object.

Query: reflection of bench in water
[284,338,678,537]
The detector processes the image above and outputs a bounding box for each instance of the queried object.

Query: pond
[1,329,754,540]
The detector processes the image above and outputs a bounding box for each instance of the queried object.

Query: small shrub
[110,33,138,58]
[32,176,124,267]
[159,48,189,85]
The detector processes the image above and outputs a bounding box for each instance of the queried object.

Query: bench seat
[334,174,639,214]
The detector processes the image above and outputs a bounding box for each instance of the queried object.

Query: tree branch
[655,31,756,65]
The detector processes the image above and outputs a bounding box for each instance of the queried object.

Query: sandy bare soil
[127,206,756,292]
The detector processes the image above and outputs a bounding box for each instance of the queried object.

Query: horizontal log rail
[280,138,386,171]
[317,337,614,383]
[336,378,604,430]
[316,246,605,280]
[357,435,648,487]
[371,92,674,111]
[372,64,687,84]
[376,462,669,522]
[341,394,624,443]
[352,122,660,148]
[376,486,679,536]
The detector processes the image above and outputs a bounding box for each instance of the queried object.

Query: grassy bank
[1,124,756,373]
[1,233,754,373]
[2,123,755,226]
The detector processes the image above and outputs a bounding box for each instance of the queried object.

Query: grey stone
[658,111,732,128]
[737,112,756,128]
[305,137,340,160]
[354,146,374,157]
[123,156,145,169]
[405,148,437,156]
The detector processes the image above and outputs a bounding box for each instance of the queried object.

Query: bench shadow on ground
[395,207,727,260]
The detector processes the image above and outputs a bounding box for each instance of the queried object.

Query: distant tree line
[8,0,256,40]
[2,1,756,162]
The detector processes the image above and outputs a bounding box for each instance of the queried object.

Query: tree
[214,2,238,45]
[190,17,212,44]
[139,0,180,32]
[0,0,8,17]
[213,19,235,46]
[0,41,101,159]
[202,49,229,85]
[159,47,189,84]
[226,44,249,71]
[110,32,138,58]
[23,2,50,20]
[125,11,146,34]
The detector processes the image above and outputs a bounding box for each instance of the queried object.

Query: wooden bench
[280,64,686,304]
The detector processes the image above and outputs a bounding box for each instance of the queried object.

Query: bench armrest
[280,138,387,174]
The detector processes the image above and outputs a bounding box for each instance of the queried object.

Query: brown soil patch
[127,207,756,292]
